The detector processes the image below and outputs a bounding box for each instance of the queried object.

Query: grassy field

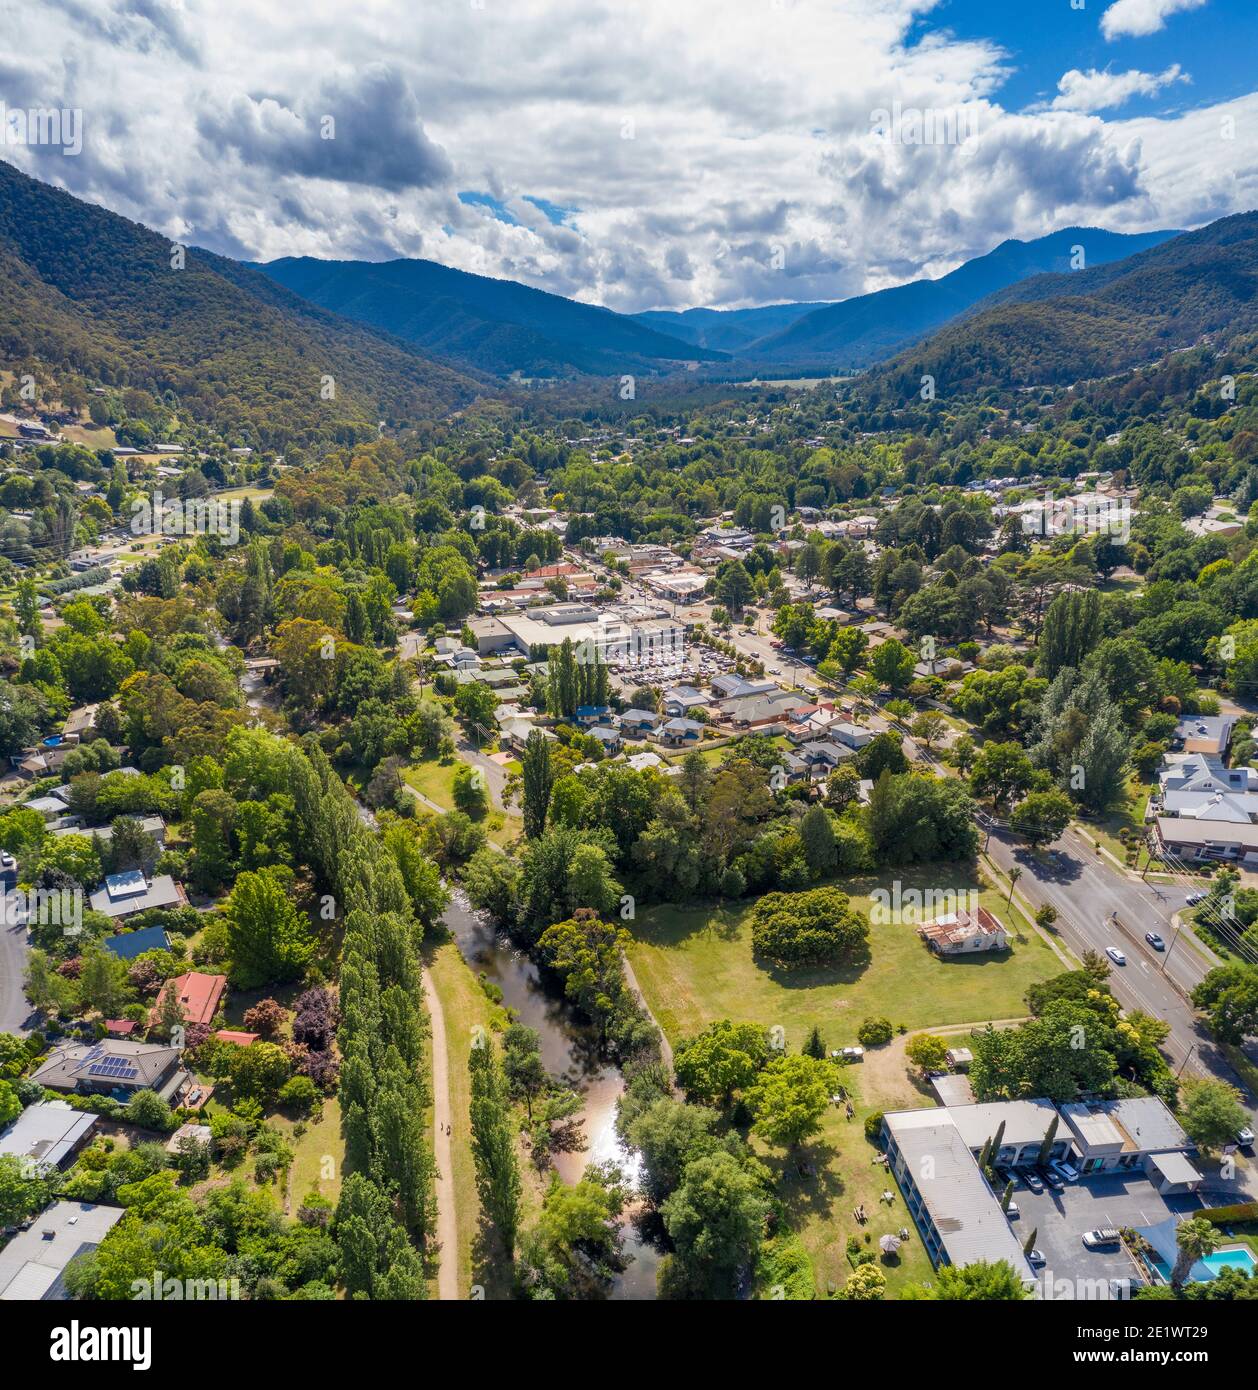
[626,865,1057,1296]
[404,756,522,847]
[627,865,1058,1046]
[1084,774,1155,868]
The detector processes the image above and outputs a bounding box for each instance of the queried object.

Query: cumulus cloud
[1051,65,1188,113]
[1101,0,1208,42]
[0,0,1252,311]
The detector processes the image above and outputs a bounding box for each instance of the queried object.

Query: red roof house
[152,972,227,1028]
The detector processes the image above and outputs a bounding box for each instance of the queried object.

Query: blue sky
[934,0,1255,113]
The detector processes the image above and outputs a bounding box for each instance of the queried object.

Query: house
[1157,754,1258,823]
[152,972,227,1029]
[662,685,708,718]
[656,717,706,747]
[917,906,1009,955]
[55,815,167,849]
[720,692,807,729]
[61,704,99,742]
[830,721,874,751]
[101,925,171,961]
[1152,816,1258,868]
[0,1201,125,1301]
[881,1108,1037,1278]
[103,1019,139,1038]
[800,741,851,772]
[574,705,614,727]
[710,674,777,701]
[499,719,556,752]
[0,1102,99,1174]
[619,708,664,735]
[213,1030,259,1047]
[23,795,69,821]
[623,751,666,773]
[1059,1098,1202,1192]
[1173,715,1235,757]
[89,871,187,920]
[30,1039,190,1103]
[587,725,622,753]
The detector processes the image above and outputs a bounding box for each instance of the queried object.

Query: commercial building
[0,1201,124,1300]
[0,1102,99,1175]
[1059,1098,1202,1192]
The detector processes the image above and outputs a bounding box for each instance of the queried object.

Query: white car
[1238,1126,1256,1147]
[1105,946,1127,966]
[1052,1159,1080,1182]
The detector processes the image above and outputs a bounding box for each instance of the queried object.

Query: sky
[0,0,1255,313]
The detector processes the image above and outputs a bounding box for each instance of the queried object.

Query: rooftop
[0,1201,124,1301]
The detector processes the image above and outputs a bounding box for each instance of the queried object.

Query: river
[442,889,662,1299]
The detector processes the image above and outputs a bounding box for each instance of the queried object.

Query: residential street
[0,894,33,1035]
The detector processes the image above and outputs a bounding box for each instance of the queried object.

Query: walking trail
[421,967,459,1300]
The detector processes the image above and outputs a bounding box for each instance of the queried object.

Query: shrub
[857,1017,894,1048]
[749,887,870,968]
[864,1110,885,1142]
[278,1074,319,1114]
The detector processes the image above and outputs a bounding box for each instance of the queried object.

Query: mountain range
[0,154,1253,438]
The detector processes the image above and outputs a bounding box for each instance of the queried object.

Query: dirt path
[421,967,459,1300]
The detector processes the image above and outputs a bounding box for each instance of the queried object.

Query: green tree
[747,1053,831,1150]
[674,1020,769,1107]
[469,1039,523,1254]
[660,1150,771,1298]
[1171,1217,1223,1291]
[1179,1079,1250,1152]
[903,1259,1030,1300]
[521,729,554,840]
[225,868,314,989]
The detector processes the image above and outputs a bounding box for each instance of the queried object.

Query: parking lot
[1006,1170,1202,1299]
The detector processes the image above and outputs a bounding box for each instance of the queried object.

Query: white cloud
[1051,65,1187,113]
[1100,0,1208,42]
[0,0,1252,311]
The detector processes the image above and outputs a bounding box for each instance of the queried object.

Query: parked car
[1237,1125,1255,1148]
[1082,1228,1121,1249]
[1052,1159,1080,1182]
[1004,1199,1020,1219]
[1020,1169,1044,1194]
[1040,1167,1065,1192]
[1105,946,1127,966]
[838,1045,865,1061]
[1145,932,1165,951]
[1027,1249,1047,1267]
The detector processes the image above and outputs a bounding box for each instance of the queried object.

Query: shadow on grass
[765,1139,847,1221]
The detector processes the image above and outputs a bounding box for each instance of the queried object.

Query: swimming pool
[1202,1245,1256,1276]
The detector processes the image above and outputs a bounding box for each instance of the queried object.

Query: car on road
[1186,891,1206,906]
[1082,1228,1121,1249]
[1145,932,1165,950]
[1105,946,1127,966]
[1040,1167,1065,1192]
[1020,1169,1044,1194]
[1027,1248,1047,1267]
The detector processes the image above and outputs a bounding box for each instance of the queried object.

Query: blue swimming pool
[1202,1245,1256,1275]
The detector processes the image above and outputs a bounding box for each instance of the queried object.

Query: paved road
[0,893,34,1035]
[982,823,1253,1107]
[420,967,459,1301]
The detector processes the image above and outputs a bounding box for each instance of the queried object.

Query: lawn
[403,756,522,847]
[626,866,1058,1297]
[270,1097,345,1212]
[1084,774,1155,868]
[626,865,1059,1047]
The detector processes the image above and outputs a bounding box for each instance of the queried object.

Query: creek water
[442,888,662,1298]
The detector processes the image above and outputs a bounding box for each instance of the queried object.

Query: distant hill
[744,226,1180,369]
[631,302,828,354]
[256,256,724,377]
[869,212,1258,397]
[0,159,481,446]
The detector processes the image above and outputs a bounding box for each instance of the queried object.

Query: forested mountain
[632,302,828,353]
[257,256,724,377]
[743,226,1178,369]
[869,211,1258,399]
[0,159,482,447]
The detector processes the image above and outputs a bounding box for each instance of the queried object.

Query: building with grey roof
[30,1039,189,1103]
[881,1108,1035,1279]
[0,1103,99,1174]
[0,1201,124,1300]
[1059,1098,1200,1191]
